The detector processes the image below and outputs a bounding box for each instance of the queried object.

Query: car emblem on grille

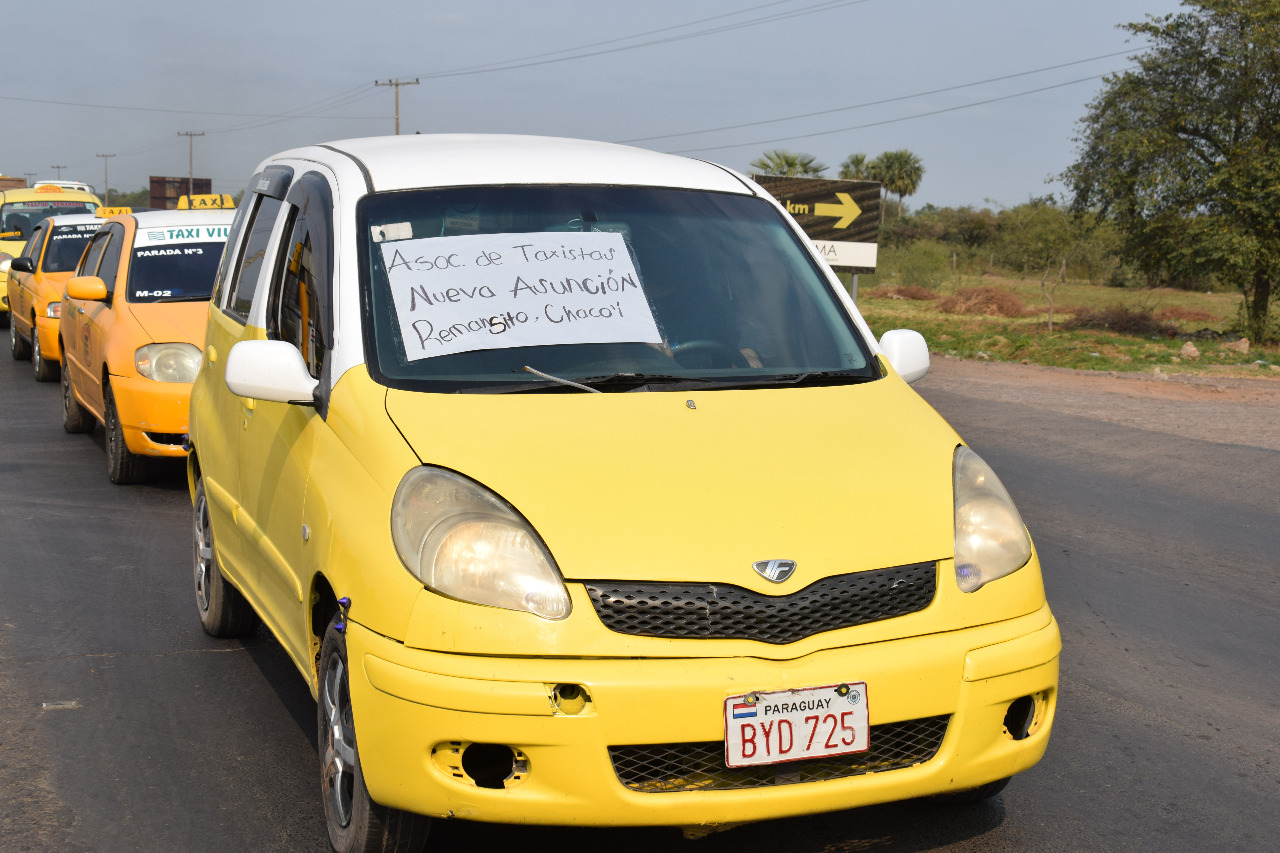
[753,559,797,583]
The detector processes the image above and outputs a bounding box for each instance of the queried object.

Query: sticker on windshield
[380,231,662,360]
[140,225,231,246]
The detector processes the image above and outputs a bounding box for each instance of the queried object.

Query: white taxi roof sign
[96,207,132,218]
[177,193,235,210]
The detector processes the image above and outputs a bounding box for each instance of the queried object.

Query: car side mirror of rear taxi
[879,329,930,384]
[225,340,319,406]
[66,276,108,301]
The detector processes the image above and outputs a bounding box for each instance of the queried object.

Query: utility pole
[178,131,205,196]
[96,154,116,205]
[23,172,36,187]
[374,78,419,135]
[51,165,67,179]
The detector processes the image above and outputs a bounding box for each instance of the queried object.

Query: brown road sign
[752,175,882,246]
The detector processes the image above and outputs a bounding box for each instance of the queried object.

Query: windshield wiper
[702,371,879,390]
[521,365,601,393]
[574,372,716,391]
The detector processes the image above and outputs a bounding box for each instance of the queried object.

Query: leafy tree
[869,150,925,210]
[749,149,828,177]
[109,188,151,209]
[839,153,870,179]
[1065,0,1280,341]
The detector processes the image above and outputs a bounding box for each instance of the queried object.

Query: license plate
[724,682,869,768]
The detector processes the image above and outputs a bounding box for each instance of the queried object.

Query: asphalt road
[1,352,1276,852]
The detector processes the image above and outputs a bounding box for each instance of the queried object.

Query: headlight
[45,302,61,319]
[135,343,201,382]
[391,467,571,620]
[953,446,1032,592]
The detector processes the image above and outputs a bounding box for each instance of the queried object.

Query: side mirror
[225,340,318,405]
[879,329,930,384]
[66,275,108,301]
[9,256,34,274]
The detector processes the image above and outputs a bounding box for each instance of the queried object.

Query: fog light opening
[552,682,590,715]
[1003,695,1036,741]
[461,743,517,789]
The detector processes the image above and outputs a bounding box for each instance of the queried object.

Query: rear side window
[226,195,284,321]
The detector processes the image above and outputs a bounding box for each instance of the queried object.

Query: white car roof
[40,213,103,227]
[266,134,756,195]
[128,209,236,228]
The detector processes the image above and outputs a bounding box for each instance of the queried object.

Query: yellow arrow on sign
[813,193,862,228]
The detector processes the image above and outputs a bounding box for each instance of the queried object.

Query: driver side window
[78,232,110,277]
[267,209,325,379]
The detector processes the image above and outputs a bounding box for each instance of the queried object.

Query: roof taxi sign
[752,175,881,273]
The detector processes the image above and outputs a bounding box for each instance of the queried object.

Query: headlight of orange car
[953,445,1032,592]
[46,302,61,318]
[391,467,572,620]
[135,343,201,383]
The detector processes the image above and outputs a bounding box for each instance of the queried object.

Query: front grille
[144,432,186,446]
[609,715,949,792]
[584,562,936,645]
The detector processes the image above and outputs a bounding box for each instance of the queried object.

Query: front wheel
[32,327,58,382]
[319,618,430,853]
[105,383,146,484]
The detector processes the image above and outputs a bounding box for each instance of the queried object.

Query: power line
[669,71,1128,155]
[408,0,870,80]
[620,47,1141,145]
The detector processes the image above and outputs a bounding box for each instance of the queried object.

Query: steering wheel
[669,339,748,368]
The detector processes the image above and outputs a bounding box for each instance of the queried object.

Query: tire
[62,357,94,433]
[10,316,30,360]
[32,326,58,382]
[193,476,258,637]
[932,776,1011,805]
[319,617,431,853]
[104,382,147,484]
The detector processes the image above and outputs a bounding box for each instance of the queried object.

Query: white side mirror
[225,340,318,404]
[879,329,930,384]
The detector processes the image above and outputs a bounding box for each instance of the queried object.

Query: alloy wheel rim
[32,334,41,373]
[321,655,357,828]
[106,394,118,458]
[194,494,212,613]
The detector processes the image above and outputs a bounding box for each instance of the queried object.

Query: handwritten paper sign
[379,231,662,360]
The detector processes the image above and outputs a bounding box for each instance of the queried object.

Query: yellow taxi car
[189,135,1058,853]
[7,213,106,380]
[61,208,233,483]
[1,184,101,322]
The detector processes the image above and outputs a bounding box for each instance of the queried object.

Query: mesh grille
[584,562,936,644]
[609,715,949,792]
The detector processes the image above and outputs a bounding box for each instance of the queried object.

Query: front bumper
[34,316,61,360]
[347,604,1059,828]
[109,374,193,457]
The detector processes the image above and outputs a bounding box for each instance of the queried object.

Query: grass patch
[857,274,1278,376]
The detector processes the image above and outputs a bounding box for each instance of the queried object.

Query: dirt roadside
[914,357,1280,452]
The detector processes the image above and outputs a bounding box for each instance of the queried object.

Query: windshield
[2,201,98,241]
[358,185,876,392]
[44,223,100,272]
[128,241,226,303]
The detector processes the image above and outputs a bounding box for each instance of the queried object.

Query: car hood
[384,378,962,587]
[126,300,208,348]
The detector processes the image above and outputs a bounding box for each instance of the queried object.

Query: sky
[3,0,1187,210]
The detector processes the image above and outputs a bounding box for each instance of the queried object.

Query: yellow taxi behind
[7,213,107,380]
[0,184,101,322]
[188,135,1058,853]
[61,208,233,483]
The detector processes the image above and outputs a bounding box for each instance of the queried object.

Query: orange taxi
[7,213,108,380]
[61,208,234,483]
[0,183,101,322]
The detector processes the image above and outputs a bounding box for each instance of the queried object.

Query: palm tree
[749,149,828,177]
[839,153,870,179]
[871,150,925,210]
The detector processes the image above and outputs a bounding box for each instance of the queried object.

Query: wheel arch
[310,574,341,681]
